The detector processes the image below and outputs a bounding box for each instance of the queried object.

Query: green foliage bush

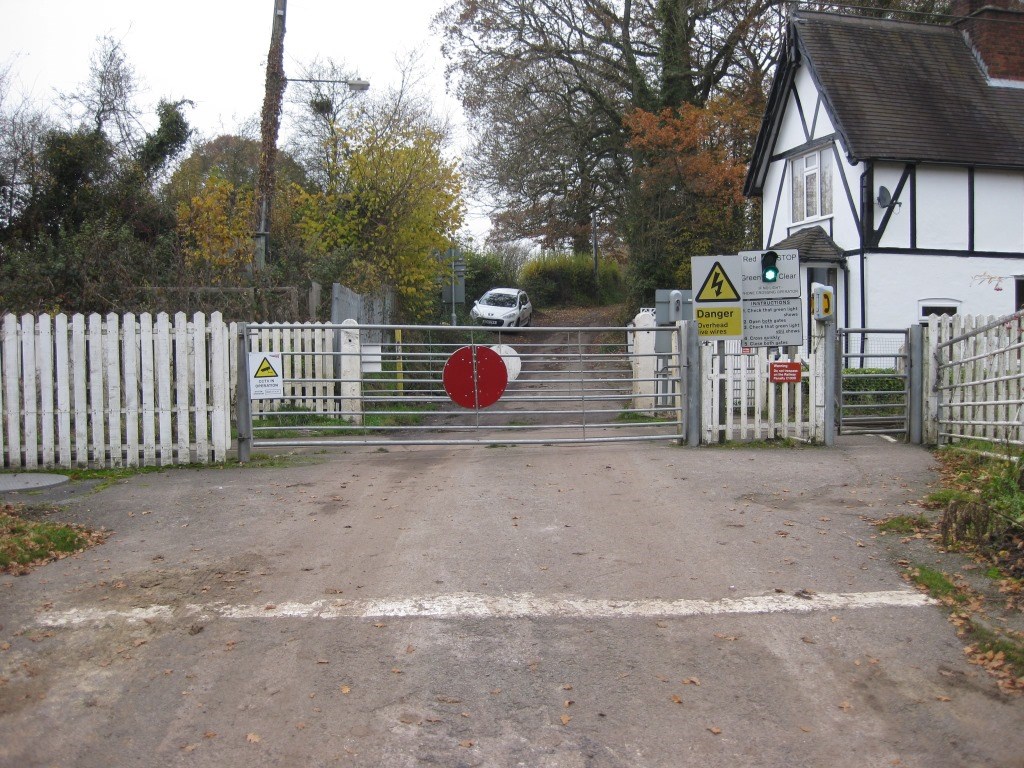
[842,368,904,411]
[520,252,622,307]
[842,368,905,393]
[463,251,518,304]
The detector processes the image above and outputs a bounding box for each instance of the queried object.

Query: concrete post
[823,318,836,447]
[340,318,363,426]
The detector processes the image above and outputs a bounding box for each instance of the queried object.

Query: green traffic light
[761,251,779,283]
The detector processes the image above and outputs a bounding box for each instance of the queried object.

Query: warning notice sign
[249,352,284,400]
[695,261,741,303]
[692,254,743,339]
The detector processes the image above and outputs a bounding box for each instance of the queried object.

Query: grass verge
[0,503,107,574]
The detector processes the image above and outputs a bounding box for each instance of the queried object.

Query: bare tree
[0,62,53,231]
[58,34,144,151]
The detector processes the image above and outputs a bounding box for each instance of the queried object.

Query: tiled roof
[769,225,847,263]
[794,10,1024,167]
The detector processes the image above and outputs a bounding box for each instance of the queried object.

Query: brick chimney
[951,0,1024,82]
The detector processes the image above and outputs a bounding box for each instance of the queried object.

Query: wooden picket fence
[701,339,825,444]
[1,312,233,468]
[0,313,350,469]
[924,311,1024,447]
[3,308,1019,468]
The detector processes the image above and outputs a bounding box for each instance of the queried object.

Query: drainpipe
[859,169,869,329]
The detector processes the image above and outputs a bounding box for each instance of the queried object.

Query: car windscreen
[481,293,516,307]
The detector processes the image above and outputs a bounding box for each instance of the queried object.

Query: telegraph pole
[254,0,287,271]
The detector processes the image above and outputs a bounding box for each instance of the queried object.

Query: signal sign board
[741,298,804,347]
[739,250,800,299]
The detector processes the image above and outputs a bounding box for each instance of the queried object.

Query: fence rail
[927,311,1024,448]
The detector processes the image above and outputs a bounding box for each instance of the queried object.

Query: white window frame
[791,147,834,224]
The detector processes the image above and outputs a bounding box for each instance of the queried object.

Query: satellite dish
[877,186,892,208]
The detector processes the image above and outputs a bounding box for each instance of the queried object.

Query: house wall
[758,63,1024,332]
[864,253,1021,327]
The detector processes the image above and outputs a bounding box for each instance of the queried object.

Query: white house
[744,0,1024,335]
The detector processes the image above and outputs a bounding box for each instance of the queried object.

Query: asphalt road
[1,436,1022,767]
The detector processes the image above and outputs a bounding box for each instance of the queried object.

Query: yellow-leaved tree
[176,174,255,284]
[294,122,463,321]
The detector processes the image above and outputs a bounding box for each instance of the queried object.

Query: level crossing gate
[236,322,692,454]
[836,327,920,440]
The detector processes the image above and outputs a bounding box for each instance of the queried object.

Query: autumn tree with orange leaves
[623,93,763,291]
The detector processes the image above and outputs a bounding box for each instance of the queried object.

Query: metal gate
[836,328,910,437]
[236,322,687,453]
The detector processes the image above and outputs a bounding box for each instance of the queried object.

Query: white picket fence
[1,312,233,468]
[924,311,1024,447]
[0,312,350,468]
[700,320,828,444]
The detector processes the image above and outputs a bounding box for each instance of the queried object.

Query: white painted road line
[38,589,935,627]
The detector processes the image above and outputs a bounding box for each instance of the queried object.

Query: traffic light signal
[761,251,779,282]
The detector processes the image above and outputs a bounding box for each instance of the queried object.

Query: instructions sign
[742,298,804,347]
[249,352,284,400]
[692,255,743,339]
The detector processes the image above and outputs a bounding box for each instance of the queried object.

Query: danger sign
[249,352,284,399]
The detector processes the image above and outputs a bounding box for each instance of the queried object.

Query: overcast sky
[1,0,489,236]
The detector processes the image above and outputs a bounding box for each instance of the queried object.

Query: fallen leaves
[560,714,572,726]
[707,726,722,735]
[246,733,261,744]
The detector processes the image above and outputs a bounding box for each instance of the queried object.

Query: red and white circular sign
[442,345,509,409]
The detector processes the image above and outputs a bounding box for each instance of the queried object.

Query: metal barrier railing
[837,328,910,437]
[236,323,687,453]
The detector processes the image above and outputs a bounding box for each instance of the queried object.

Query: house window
[921,296,958,319]
[791,149,833,223]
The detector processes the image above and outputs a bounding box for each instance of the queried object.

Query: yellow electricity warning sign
[695,262,741,302]
[253,357,279,378]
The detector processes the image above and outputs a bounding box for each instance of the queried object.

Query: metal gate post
[684,320,702,446]
[236,323,252,463]
[908,324,923,444]
[674,321,684,445]
[823,318,836,447]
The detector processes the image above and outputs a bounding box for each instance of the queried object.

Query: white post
[630,312,657,413]
[340,318,363,426]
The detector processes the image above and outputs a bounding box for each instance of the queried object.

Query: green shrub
[842,367,904,414]
[520,251,622,307]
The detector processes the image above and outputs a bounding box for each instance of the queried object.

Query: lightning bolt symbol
[711,271,724,297]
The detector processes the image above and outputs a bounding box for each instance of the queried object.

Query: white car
[470,288,533,328]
